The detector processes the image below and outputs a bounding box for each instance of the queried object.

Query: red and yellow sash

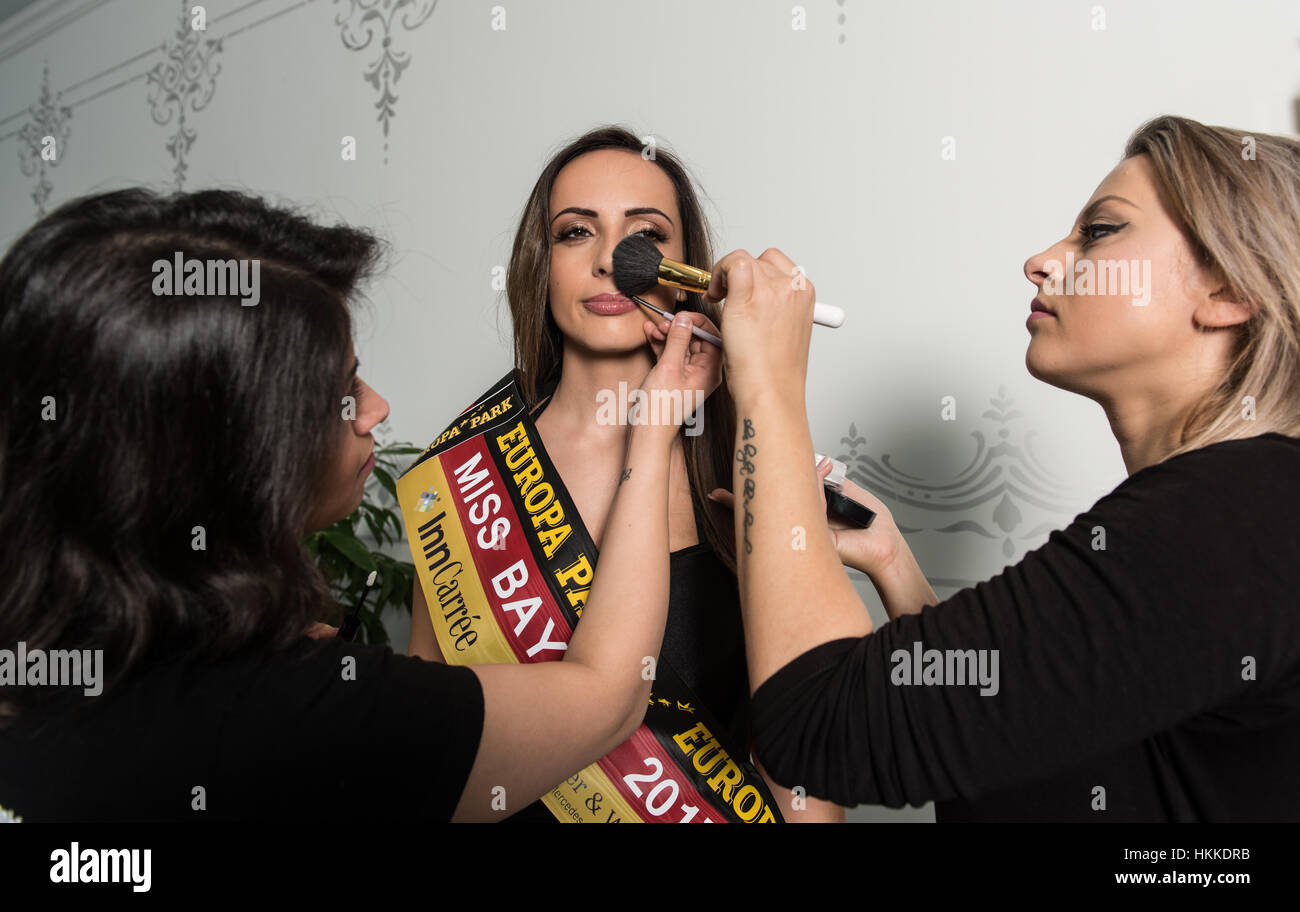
[397,371,783,823]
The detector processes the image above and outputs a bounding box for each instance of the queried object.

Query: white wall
[3,0,1298,822]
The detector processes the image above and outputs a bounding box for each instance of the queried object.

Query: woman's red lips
[359,449,375,476]
[1031,298,1055,315]
[583,293,636,315]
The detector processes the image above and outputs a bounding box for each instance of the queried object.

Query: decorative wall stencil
[335,0,438,164]
[837,386,1077,564]
[147,2,223,190]
[17,63,71,215]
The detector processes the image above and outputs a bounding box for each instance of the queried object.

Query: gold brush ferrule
[656,256,713,293]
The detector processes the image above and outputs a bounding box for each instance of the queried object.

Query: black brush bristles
[612,233,664,297]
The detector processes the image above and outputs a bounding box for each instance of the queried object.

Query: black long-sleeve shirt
[749,432,1300,821]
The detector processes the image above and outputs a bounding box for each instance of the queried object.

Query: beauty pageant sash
[396,370,783,823]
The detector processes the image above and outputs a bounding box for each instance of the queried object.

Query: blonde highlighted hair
[1123,115,1300,457]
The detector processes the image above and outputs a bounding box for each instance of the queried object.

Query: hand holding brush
[612,234,846,340]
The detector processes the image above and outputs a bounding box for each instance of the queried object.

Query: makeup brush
[338,570,378,643]
[613,234,847,329]
[628,293,724,348]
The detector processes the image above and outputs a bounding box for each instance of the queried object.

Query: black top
[749,432,1300,822]
[505,379,750,822]
[0,636,484,821]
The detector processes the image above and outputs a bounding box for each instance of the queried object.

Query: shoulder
[145,637,487,763]
[1083,432,1299,525]
[1142,430,1294,479]
[245,637,483,723]
[1025,432,1300,601]
[218,638,485,818]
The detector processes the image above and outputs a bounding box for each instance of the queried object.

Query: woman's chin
[570,327,655,356]
[307,487,366,533]
[1026,349,1088,397]
[1025,346,1060,386]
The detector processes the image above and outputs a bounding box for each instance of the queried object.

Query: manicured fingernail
[675,312,691,327]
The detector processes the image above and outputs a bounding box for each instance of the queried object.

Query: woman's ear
[1186,256,1251,329]
[1195,285,1253,329]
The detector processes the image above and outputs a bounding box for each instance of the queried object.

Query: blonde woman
[709,115,1300,821]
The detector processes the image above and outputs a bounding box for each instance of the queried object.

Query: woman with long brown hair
[409,125,844,821]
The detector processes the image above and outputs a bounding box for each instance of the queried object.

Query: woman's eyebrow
[549,206,674,226]
[623,207,674,225]
[1078,195,1139,223]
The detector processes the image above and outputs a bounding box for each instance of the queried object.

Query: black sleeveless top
[505,379,751,822]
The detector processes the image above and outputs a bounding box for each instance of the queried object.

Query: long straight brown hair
[1123,115,1300,457]
[505,125,738,573]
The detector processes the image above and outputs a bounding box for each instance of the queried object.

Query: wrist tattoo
[737,418,756,554]
[619,468,632,485]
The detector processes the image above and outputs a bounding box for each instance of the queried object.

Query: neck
[1075,326,1245,476]
[1096,360,1219,476]
[541,341,659,446]
[1105,401,1188,476]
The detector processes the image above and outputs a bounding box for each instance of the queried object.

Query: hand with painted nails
[639,310,724,433]
[701,247,815,409]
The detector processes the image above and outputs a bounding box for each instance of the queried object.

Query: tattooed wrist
[736,417,756,555]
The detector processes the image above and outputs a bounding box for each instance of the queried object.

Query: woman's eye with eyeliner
[636,226,669,243]
[555,225,592,241]
[1080,222,1125,245]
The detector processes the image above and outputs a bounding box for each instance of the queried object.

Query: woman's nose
[358,382,390,433]
[593,234,616,277]
[1024,245,1057,287]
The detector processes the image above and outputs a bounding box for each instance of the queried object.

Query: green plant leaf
[382,509,404,540]
[372,466,398,501]
[363,512,384,547]
[321,529,378,572]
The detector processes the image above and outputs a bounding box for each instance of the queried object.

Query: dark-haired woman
[407,126,846,822]
[0,187,718,822]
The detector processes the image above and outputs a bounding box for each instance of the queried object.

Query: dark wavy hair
[0,188,383,721]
